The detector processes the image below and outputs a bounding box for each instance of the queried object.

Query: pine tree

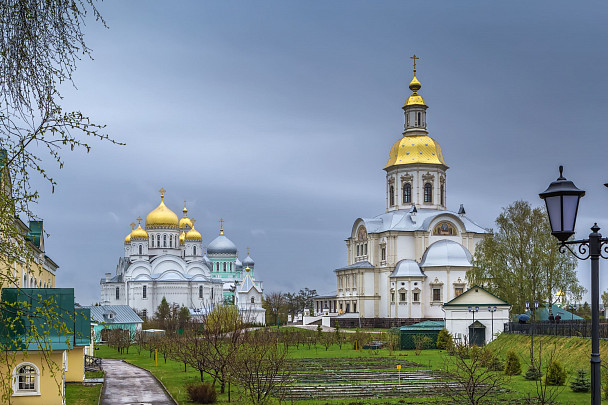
[570,369,590,392]
[504,349,521,376]
[545,361,567,386]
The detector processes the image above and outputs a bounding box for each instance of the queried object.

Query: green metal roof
[400,320,445,331]
[0,288,90,351]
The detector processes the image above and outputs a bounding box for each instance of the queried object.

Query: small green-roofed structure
[399,320,445,350]
[0,288,91,351]
[516,304,584,322]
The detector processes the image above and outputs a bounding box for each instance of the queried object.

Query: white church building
[100,189,265,324]
[321,62,491,328]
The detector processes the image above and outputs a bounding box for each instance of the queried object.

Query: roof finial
[183,200,188,215]
[219,218,224,235]
[410,54,419,76]
[159,187,166,202]
[245,265,250,273]
[247,246,250,256]
[130,222,136,230]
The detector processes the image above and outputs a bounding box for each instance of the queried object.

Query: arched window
[403,183,411,203]
[440,184,445,206]
[223,262,227,272]
[229,262,233,271]
[251,297,255,304]
[193,246,197,256]
[163,234,167,247]
[138,245,143,255]
[199,285,203,299]
[389,185,395,206]
[23,274,26,287]
[169,235,172,247]
[115,287,120,300]
[433,222,457,236]
[13,363,39,394]
[424,183,432,203]
[142,285,147,299]
[417,112,421,126]
[156,235,160,246]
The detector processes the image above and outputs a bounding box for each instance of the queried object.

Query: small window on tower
[390,185,395,206]
[251,297,255,304]
[424,183,432,203]
[417,112,421,126]
[142,285,147,299]
[193,246,197,256]
[163,234,167,247]
[223,262,227,272]
[441,184,445,206]
[115,287,120,300]
[403,183,411,203]
[199,285,203,299]
[138,245,142,255]
[381,246,386,261]
[156,235,160,246]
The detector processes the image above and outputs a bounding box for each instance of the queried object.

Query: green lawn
[65,382,102,405]
[94,334,608,404]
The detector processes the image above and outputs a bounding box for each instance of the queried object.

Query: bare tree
[443,343,506,405]
[230,329,291,404]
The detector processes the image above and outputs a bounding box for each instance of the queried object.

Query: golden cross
[130,222,136,230]
[136,216,142,225]
[219,218,224,235]
[192,219,196,227]
[183,200,187,212]
[159,187,166,200]
[410,54,419,73]
[247,246,250,256]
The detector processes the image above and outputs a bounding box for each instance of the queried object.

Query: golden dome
[145,188,179,229]
[179,202,193,229]
[179,230,186,245]
[186,226,202,241]
[385,135,448,169]
[131,222,148,240]
[404,75,426,107]
[124,233,131,244]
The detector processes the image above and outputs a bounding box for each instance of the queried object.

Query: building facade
[330,64,490,327]
[99,190,263,321]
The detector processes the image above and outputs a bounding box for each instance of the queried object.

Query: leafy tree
[285,288,318,318]
[263,291,286,326]
[467,201,584,314]
[178,305,191,329]
[504,350,521,376]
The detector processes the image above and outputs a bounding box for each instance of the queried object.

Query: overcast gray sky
[32,1,608,305]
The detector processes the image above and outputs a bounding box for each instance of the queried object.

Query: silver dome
[390,259,425,277]
[242,255,255,267]
[420,239,472,267]
[207,235,237,255]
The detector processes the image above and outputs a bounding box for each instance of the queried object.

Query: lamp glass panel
[562,195,580,232]
[545,195,563,232]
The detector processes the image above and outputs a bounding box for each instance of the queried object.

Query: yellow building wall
[8,351,64,405]
[65,347,84,383]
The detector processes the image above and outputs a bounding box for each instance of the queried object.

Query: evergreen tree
[545,361,567,386]
[504,350,521,376]
[570,369,590,392]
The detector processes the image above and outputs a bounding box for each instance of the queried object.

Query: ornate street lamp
[540,166,608,405]
[488,306,497,341]
[468,306,479,346]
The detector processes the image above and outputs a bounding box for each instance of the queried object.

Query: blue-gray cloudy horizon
[29,1,608,305]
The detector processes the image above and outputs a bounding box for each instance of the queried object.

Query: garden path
[100,358,177,405]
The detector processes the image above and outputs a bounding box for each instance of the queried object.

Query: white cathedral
[100,189,265,324]
[320,62,490,328]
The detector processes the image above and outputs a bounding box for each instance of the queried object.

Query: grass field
[65,371,104,405]
[91,333,608,404]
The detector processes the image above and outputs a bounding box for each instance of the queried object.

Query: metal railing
[504,320,608,339]
[85,354,101,371]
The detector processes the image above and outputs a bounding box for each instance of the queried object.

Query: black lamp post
[468,305,479,346]
[569,304,577,337]
[525,300,539,362]
[488,306,497,341]
[540,166,606,405]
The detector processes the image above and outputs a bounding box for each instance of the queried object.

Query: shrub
[570,369,590,392]
[479,348,503,371]
[545,361,567,386]
[412,334,432,355]
[436,329,453,350]
[186,382,217,404]
[524,365,542,381]
[504,350,521,376]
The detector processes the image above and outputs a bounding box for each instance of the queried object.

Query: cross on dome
[410,54,419,74]
[219,218,224,235]
[159,187,166,201]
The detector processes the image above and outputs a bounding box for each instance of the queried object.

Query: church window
[417,112,421,126]
[424,183,432,203]
[230,262,232,271]
[400,292,406,302]
[432,288,441,302]
[390,292,395,302]
[363,243,367,256]
[251,297,255,304]
[413,291,420,302]
[353,302,357,312]
[223,262,227,272]
[163,234,167,247]
[138,245,142,255]
[455,287,463,297]
[389,185,395,206]
[142,309,147,320]
[403,183,411,203]
[142,285,147,299]
[199,285,203,299]
[115,287,120,300]
[381,246,386,261]
[440,184,445,206]
[156,235,160,246]
[193,246,197,256]
[211,287,214,300]
[433,222,457,236]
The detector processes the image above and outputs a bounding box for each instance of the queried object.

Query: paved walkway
[100,358,176,405]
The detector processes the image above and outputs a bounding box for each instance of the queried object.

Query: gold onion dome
[145,188,179,229]
[385,135,448,168]
[179,201,193,229]
[131,223,148,240]
[404,75,426,107]
[125,222,135,244]
[179,230,186,245]
[186,226,202,241]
